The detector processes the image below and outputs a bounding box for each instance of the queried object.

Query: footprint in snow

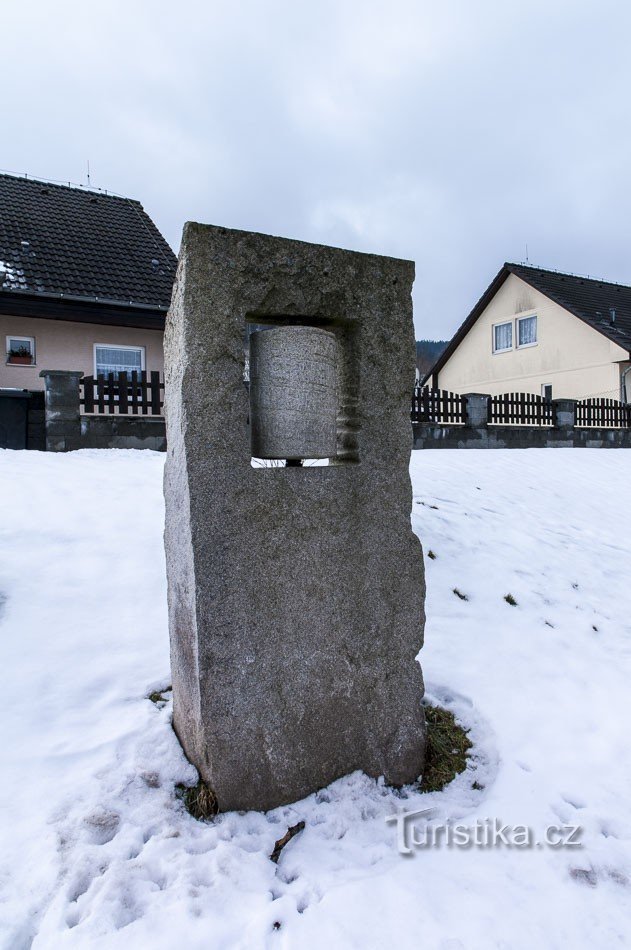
[82,808,120,845]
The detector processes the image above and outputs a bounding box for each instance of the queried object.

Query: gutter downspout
[622,363,631,404]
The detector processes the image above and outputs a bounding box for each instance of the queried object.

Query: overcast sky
[3,0,631,339]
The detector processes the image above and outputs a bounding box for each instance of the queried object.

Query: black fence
[411,386,631,449]
[411,387,467,425]
[77,377,631,429]
[576,398,631,429]
[80,371,164,416]
[488,392,555,427]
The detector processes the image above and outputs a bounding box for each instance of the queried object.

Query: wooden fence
[488,392,554,427]
[411,387,467,425]
[576,397,631,429]
[80,371,164,416]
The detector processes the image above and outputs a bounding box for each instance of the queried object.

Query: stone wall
[80,415,166,451]
[413,394,631,449]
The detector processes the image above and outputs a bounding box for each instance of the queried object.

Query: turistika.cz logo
[386,809,583,855]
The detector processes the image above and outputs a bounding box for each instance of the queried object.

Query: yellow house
[426,263,631,402]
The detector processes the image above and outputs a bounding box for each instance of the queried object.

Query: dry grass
[177,780,219,820]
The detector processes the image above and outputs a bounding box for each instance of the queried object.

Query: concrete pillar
[464,393,490,429]
[553,398,577,431]
[39,370,82,452]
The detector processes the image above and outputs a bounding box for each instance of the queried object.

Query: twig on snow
[270,821,305,864]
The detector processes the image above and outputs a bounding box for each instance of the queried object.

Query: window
[6,335,35,365]
[94,344,145,378]
[542,384,552,400]
[517,314,537,347]
[493,321,512,353]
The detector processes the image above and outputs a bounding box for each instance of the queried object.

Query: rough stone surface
[464,393,490,428]
[250,325,338,460]
[80,415,166,451]
[164,223,426,813]
[39,370,82,452]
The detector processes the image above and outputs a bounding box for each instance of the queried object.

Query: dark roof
[0,173,177,316]
[425,262,631,384]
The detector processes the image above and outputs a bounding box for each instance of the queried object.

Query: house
[0,173,176,391]
[425,263,631,402]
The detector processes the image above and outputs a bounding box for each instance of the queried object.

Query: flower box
[7,348,34,365]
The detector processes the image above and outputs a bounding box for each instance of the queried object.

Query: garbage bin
[0,389,31,449]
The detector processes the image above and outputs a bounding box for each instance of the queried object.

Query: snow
[0,260,24,289]
[1,447,630,949]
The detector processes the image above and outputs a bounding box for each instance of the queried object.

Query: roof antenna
[87,160,91,187]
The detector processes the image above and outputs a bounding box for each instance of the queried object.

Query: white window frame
[6,334,36,364]
[93,343,145,378]
[492,320,513,354]
[516,313,538,349]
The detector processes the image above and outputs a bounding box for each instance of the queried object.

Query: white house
[426,263,631,402]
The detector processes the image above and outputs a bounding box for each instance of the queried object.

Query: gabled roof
[425,263,631,384]
[0,173,177,323]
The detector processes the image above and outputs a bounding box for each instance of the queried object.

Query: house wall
[0,313,164,391]
[438,274,628,399]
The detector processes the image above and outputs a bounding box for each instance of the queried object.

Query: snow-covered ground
[1,448,630,949]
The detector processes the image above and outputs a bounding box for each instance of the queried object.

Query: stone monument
[164,224,426,812]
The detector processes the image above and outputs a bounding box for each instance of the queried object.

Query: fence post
[553,398,577,433]
[463,393,490,429]
[39,370,83,452]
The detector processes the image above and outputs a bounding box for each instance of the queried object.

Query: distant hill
[416,339,448,379]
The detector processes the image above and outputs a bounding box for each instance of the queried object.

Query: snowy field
[1,448,630,949]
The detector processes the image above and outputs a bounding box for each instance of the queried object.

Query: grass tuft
[427,550,437,560]
[421,705,472,793]
[452,588,468,601]
[504,593,518,606]
[177,780,219,820]
[148,686,172,705]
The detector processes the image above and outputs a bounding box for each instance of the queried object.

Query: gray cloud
[2,0,631,338]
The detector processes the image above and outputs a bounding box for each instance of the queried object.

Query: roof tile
[508,263,631,352]
[0,173,177,309]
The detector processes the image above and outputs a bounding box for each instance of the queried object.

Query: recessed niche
[245,314,360,468]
